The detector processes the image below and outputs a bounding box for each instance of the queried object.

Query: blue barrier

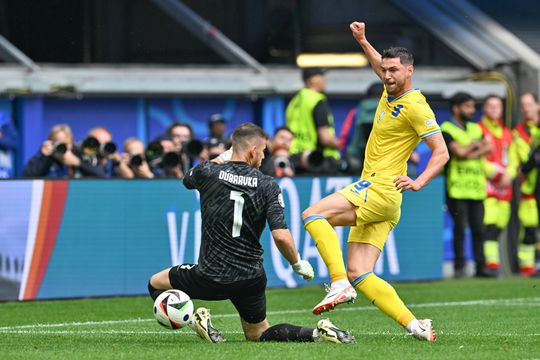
[0,177,444,300]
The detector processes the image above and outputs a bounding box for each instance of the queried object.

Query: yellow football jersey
[362,88,440,187]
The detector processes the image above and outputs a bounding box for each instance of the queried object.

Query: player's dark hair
[449,92,474,109]
[382,47,414,65]
[166,121,193,139]
[273,126,293,137]
[232,123,268,151]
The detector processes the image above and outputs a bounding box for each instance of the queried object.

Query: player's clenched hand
[350,22,366,43]
[393,176,422,193]
[292,255,314,281]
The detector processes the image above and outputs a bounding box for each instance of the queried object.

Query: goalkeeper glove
[292,254,314,281]
[217,147,233,163]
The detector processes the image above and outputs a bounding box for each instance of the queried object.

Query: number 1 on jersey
[230,190,245,237]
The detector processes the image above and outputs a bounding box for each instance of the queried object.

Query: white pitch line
[0,329,538,338]
[0,318,154,330]
[0,296,538,331]
[0,329,244,335]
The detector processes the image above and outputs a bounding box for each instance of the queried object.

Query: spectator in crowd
[479,95,519,274]
[0,117,18,178]
[441,92,492,278]
[513,92,540,276]
[286,67,341,160]
[119,137,154,179]
[23,124,82,178]
[207,114,229,145]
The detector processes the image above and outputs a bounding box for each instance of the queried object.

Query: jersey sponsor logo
[219,170,258,187]
[391,104,404,117]
[278,193,285,208]
[377,110,386,123]
[425,119,436,127]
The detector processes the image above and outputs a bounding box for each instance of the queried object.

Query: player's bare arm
[350,21,383,80]
[272,229,314,280]
[394,132,449,192]
[271,229,299,265]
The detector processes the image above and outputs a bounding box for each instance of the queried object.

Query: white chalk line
[0,296,538,333]
[0,329,538,338]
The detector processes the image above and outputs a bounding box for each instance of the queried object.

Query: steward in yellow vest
[441,92,492,278]
[514,92,540,276]
[286,67,341,160]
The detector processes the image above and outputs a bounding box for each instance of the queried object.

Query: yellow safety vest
[285,88,340,159]
[441,120,486,200]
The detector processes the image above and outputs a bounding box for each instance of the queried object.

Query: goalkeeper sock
[352,272,415,328]
[148,281,164,301]
[259,324,315,342]
[304,216,347,283]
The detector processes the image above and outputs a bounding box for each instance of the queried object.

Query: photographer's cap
[302,67,327,81]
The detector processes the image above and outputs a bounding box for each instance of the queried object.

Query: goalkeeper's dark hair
[231,123,268,151]
[450,92,474,109]
[382,47,414,65]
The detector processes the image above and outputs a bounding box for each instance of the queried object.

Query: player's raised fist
[350,21,366,42]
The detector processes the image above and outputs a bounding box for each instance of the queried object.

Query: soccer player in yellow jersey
[302,22,449,342]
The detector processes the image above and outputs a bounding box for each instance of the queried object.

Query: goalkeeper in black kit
[148,123,355,344]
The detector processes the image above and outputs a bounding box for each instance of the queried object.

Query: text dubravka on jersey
[219,170,258,187]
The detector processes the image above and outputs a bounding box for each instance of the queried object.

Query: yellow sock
[304,216,347,282]
[353,272,415,328]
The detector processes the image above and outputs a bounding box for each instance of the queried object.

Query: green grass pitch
[0,278,538,359]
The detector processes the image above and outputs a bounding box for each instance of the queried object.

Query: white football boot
[409,319,437,342]
[316,319,356,344]
[312,283,357,315]
[191,307,225,343]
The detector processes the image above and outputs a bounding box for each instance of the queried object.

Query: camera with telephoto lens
[306,150,324,168]
[80,136,117,157]
[274,156,291,169]
[101,141,117,155]
[129,154,143,168]
[182,139,204,158]
[145,141,180,168]
[303,150,360,175]
[53,142,67,155]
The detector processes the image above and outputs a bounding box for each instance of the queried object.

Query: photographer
[260,127,296,178]
[76,127,122,178]
[146,136,183,179]
[118,137,154,179]
[166,122,204,173]
[23,124,81,178]
[204,137,227,161]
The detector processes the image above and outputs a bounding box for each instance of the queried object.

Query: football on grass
[153,290,194,329]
